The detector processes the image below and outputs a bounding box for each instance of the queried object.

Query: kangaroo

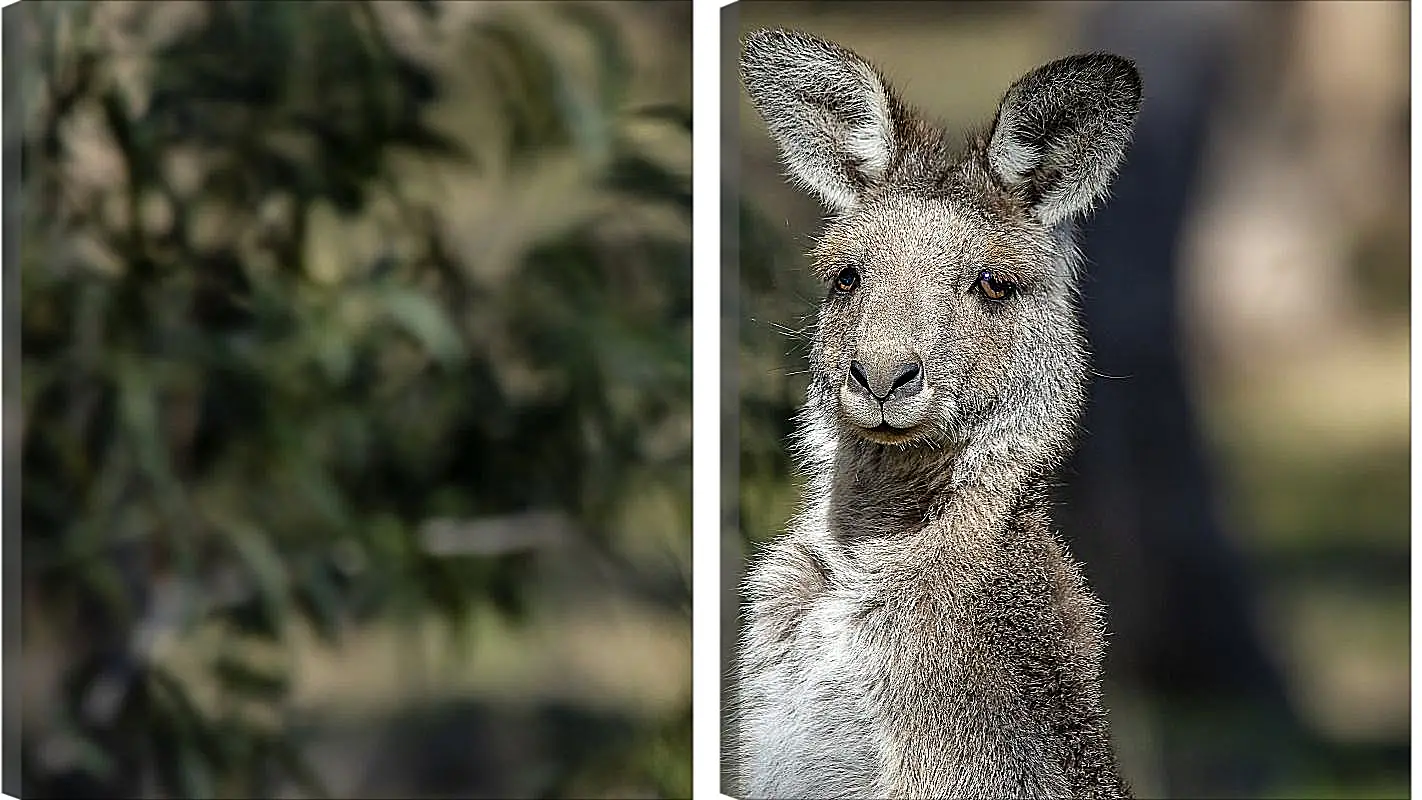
[735,29,1142,800]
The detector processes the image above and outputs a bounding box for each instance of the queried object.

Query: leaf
[99,89,140,187]
[311,321,355,386]
[389,118,470,161]
[473,19,576,157]
[557,3,632,109]
[606,151,691,215]
[177,738,218,800]
[629,102,692,134]
[212,652,289,700]
[210,512,292,641]
[377,285,466,367]
[43,720,118,781]
[391,52,440,105]
[289,460,353,533]
[146,665,219,795]
[293,555,346,645]
[271,734,332,799]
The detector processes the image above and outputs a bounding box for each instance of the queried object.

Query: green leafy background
[18,1,690,797]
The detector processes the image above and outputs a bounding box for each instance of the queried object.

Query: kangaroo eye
[975,269,1013,302]
[833,266,860,295]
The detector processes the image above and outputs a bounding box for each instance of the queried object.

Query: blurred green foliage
[19,1,690,797]
[734,193,809,549]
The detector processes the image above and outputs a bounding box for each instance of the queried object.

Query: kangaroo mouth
[834,381,938,445]
[858,421,927,445]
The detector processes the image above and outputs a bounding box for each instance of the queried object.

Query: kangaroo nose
[848,359,924,401]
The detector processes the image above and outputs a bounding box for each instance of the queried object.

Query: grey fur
[736,28,1142,800]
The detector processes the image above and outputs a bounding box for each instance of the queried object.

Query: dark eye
[975,269,1014,302]
[833,266,860,295]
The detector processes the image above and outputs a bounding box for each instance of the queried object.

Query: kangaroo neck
[824,434,1043,545]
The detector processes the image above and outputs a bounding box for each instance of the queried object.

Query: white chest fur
[738,583,886,799]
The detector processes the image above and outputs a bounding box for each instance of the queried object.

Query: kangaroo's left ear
[986,53,1142,227]
[741,28,899,214]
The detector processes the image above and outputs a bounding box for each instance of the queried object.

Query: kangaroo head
[742,29,1141,473]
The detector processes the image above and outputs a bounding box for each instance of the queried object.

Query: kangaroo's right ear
[741,29,896,213]
[986,53,1142,227]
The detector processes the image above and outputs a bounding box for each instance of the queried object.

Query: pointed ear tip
[742,27,803,50]
[1093,51,1139,70]
[740,28,793,69]
[1090,52,1144,94]
[740,30,774,76]
[1022,52,1142,106]
[741,28,854,84]
[741,27,772,47]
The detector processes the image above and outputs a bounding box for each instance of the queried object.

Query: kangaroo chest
[739,551,986,799]
[739,580,899,799]
[738,530,1089,799]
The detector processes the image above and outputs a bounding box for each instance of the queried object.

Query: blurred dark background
[13,1,690,798]
[724,2,1408,798]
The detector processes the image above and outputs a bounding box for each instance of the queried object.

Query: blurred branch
[419,510,576,557]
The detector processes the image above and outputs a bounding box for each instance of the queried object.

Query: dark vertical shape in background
[1064,2,1307,795]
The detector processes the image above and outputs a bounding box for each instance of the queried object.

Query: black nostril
[891,362,923,397]
[849,360,871,390]
[890,363,920,390]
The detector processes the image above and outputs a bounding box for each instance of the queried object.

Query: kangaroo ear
[987,53,1142,227]
[741,28,897,213]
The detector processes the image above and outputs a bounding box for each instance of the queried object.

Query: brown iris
[976,269,1013,301]
[833,266,860,295]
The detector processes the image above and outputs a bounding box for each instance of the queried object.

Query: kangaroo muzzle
[838,350,935,436]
